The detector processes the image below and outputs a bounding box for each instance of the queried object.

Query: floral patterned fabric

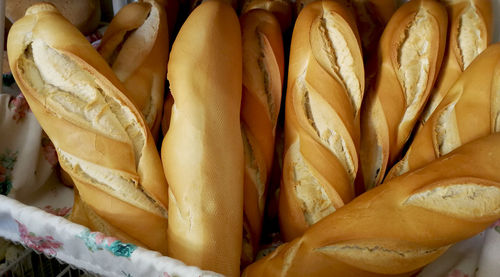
[17,221,62,256]
[78,230,137,258]
[0,80,56,201]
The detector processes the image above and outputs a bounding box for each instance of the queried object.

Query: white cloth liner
[0,194,220,277]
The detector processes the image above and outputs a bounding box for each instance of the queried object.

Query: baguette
[359,0,447,189]
[7,3,169,254]
[243,133,500,277]
[387,43,500,180]
[160,1,243,275]
[241,0,293,31]
[98,0,169,141]
[280,0,364,241]
[240,9,284,265]
[420,0,492,124]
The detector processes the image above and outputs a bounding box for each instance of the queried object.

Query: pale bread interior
[299,75,356,182]
[458,3,486,70]
[242,127,266,213]
[316,13,362,116]
[398,8,433,126]
[434,101,461,156]
[255,31,280,123]
[59,149,164,216]
[387,153,410,179]
[26,40,139,149]
[289,140,336,226]
[316,239,447,274]
[405,183,500,218]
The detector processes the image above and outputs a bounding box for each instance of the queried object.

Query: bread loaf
[6,0,101,35]
[240,9,284,265]
[7,3,169,254]
[387,43,500,180]
[98,0,169,141]
[160,1,243,275]
[420,0,492,124]
[241,0,293,31]
[243,133,500,277]
[360,0,447,189]
[280,0,364,241]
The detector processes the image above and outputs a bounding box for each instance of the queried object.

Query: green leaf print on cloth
[0,149,18,195]
[78,230,137,258]
[493,220,500,234]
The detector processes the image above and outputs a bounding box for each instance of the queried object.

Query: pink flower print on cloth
[41,136,58,167]
[43,205,71,217]
[78,230,137,258]
[8,94,30,123]
[17,221,62,256]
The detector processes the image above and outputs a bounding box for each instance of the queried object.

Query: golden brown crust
[240,9,284,265]
[241,0,292,31]
[7,3,168,254]
[188,0,239,13]
[359,0,448,189]
[420,0,492,124]
[280,0,364,241]
[243,133,500,277]
[161,1,243,275]
[387,43,500,181]
[6,0,101,35]
[98,0,169,141]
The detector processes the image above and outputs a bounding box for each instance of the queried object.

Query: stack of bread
[5,0,500,276]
